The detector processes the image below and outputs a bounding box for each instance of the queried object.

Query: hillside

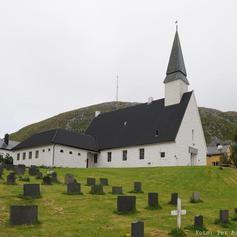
[10,101,237,144]
[0,166,237,236]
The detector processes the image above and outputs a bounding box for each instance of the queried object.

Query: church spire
[164,29,189,85]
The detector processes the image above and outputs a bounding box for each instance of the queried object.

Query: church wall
[13,145,54,167]
[175,92,207,166]
[53,144,88,168]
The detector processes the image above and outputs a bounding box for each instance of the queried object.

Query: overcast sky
[0,0,236,138]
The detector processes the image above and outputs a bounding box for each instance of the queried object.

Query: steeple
[164,30,189,85]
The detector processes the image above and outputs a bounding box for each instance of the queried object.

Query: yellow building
[207,144,232,166]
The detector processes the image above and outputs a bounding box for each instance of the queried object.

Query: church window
[122,150,127,161]
[48,148,51,151]
[17,153,20,160]
[139,148,145,160]
[160,152,165,158]
[42,149,45,152]
[60,149,64,153]
[69,151,73,155]
[107,152,112,162]
[23,152,26,160]
[29,151,32,159]
[192,129,194,141]
[155,130,159,137]
[35,150,39,158]
[78,153,81,156]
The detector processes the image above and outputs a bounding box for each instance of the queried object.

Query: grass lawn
[0,166,237,236]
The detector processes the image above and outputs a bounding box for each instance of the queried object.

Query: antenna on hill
[116,73,119,108]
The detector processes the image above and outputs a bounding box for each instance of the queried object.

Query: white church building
[13,30,207,168]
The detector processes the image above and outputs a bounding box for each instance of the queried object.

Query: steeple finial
[175,20,178,31]
[163,28,189,85]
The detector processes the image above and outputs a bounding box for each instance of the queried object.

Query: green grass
[0,166,237,236]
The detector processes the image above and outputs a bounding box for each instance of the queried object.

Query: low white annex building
[13,30,207,168]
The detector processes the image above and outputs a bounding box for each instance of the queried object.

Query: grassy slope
[10,102,237,144]
[0,166,237,236]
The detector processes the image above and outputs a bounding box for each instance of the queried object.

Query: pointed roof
[164,31,189,85]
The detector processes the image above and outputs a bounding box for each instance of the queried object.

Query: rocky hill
[10,102,237,144]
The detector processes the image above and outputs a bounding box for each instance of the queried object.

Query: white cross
[171,198,186,229]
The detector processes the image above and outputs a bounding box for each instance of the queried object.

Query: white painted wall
[53,144,88,168]
[13,145,54,167]
[0,149,15,158]
[165,80,188,106]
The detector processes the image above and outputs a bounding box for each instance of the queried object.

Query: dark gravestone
[148,192,159,208]
[42,175,52,185]
[117,196,136,213]
[15,165,25,175]
[10,205,38,225]
[67,183,81,194]
[220,210,229,223]
[112,186,123,195]
[87,177,96,186]
[134,182,142,193]
[169,193,178,205]
[23,184,41,198]
[194,215,203,229]
[29,166,38,176]
[90,184,104,194]
[7,173,16,185]
[0,165,4,177]
[65,174,75,184]
[100,178,109,186]
[131,221,144,237]
[36,172,43,179]
[50,172,58,183]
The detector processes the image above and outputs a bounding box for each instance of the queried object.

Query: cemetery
[0,166,237,236]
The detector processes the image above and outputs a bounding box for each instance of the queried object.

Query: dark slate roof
[13,129,98,152]
[0,139,19,151]
[164,31,189,85]
[86,91,193,150]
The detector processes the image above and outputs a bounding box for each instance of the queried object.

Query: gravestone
[169,193,178,205]
[67,182,81,194]
[117,196,136,213]
[112,186,123,195]
[100,178,109,186]
[29,166,38,176]
[42,175,52,185]
[36,172,43,179]
[23,184,41,198]
[191,192,200,203]
[7,173,16,185]
[134,182,142,193]
[90,184,104,194]
[50,172,58,183]
[148,192,159,208]
[131,221,144,237]
[10,205,38,225]
[0,165,4,177]
[220,210,229,223]
[64,174,75,184]
[87,177,96,186]
[15,165,25,175]
[235,208,237,214]
[194,215,203,229]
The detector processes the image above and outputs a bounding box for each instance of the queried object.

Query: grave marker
[171,198,186,229]
[169,193,178,205]
[148,192,159,208]
[65,174,75,184]
[42,175,52,185]
[67,182,81,194]
[131,221,144,237]
[194,215,203,229]
[220,210,229,223]
[191,192,200,203]
[87,177,96,186]
[90,184,104,195]
[10,205,38,225]
[7,173,16,185]
[117,196,136,213]
[100,178,109,186]
[134,182,142,193]
[23,184,41,198]
[112,186,123,195]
